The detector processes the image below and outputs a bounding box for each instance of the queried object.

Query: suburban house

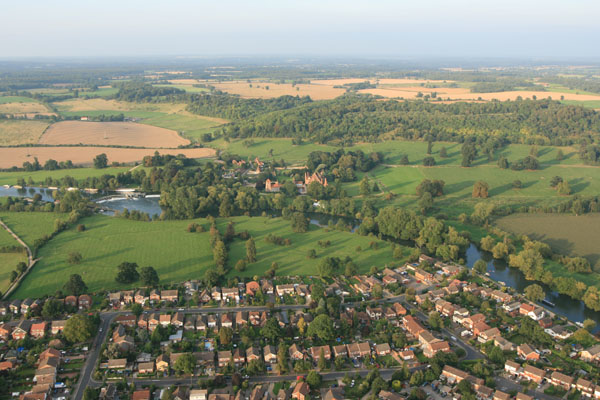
[517,344,539,361]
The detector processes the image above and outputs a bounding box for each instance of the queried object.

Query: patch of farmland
[0,120,50,145]
[39,121,190,148]
[0,146,215,168]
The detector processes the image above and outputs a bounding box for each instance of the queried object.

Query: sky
[2,0,599,59]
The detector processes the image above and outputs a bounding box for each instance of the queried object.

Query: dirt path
[0,218,37,300]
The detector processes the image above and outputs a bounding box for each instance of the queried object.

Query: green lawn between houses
[11,214,398,299]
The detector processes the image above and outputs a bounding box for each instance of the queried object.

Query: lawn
[0,212,67,248]
[0,166,132,186]
[495,213,600,275]
[11,214,394,298]
[0,224,21,248]
[0,252,26,294]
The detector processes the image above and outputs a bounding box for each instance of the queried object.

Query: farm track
[0,218,37,300]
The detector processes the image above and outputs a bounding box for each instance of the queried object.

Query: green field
[152,84,210,94]
[0,166,132,186]
[80,87,119,98]
[0,212,67,248]
[0,252,27,294]
[562,100,600,109]
[11,214,395,298]
[0,96,38,104]
[495,213,600,281]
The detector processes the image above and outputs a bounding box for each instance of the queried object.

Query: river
[465,244,600,333]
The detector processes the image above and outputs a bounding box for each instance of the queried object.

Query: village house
[64,296,78,308]
[264,345,277,364]
[517,343,539,361]
[149,289,161,302]
[333,344,348,359]
[545,325,573,340]
[423,340,451,358]
[78,294,92,309]
[221,287,240,302]
[190,390,208,400]
[414,269,434,283]
[375,343,391,356]
[108,292,122,307]
[232,348,245,365]
[122,291,134,304]
[452,308,469,324]
[478,327,501,343]
[9,299,21,314]
[392,302,407,316]
[576,377,595,398]
[171,312,185,327]
[502,301,522,315]
[115,314,137,328]
[261,279,274,295]
[276,284,295,297]
[135,291,148,305]
[161,290,178,303]
[504,360,521,375]
[463,313,486,330]
[198,289,211,304]
[184,315,196,331]
[292,381,310,400]
[218,351,232,367]
[245,281,260,296]
[132,390,151,400]
[12,320,30,340]
[138,362,155,375]
[159,314,172,327]
[107,358,127,370]
[398,350,415,361]
[289,344,305,361]
[156,354,169,372]
[347,342,371,359]
[366,306,383,320]
[246,346,261,363]
[0,324,11,340]
[550,371,574,390]
[51,320,66,335]
[516,394,533,400]
[148,314,160,331]
[580,344,600,362]
[221,313,233,328]
[494,336,515,351]
[310,345,331,361]
[521,365,545,383]
[493,391,511,400]
[30,321,46,339]
[403,315,425,337]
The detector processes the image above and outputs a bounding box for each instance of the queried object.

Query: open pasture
[0,211,68,248]
[11,215,394,298]
[0,146,215,169]
[0,166,131,186]
[0,120,51,146]
[496,213,600,272]
[39,121,190,148]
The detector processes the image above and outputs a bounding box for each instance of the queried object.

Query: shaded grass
[0,166,131,186]
[0,253,26,294]
[0,212,67,248]
[12,215,393,298]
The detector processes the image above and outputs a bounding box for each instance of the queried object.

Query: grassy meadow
[0,212,67,248]
[0,166,132,186]
[11,214,395,299]
[0,253,27,294]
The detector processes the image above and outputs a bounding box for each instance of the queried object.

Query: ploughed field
[11,215,396,299]
[495,213,600,271]
[39,121,190,148]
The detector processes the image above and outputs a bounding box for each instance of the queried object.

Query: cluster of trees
[306,149,384,181]
[19,157,75,172]
[218,96,600,145]
[114,82,185,102]
[115,262,160,286]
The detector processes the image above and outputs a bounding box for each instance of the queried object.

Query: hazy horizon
[2,0,599,59]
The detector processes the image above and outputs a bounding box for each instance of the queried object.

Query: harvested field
[39,121,190,147]
[54,98,189,113]
[0,120,50,145]
[0,146,215,168]
[209,81,345,100]
[495,213,600,270]
[0,100,50,115]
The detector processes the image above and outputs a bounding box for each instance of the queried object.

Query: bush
[77,224,86,232]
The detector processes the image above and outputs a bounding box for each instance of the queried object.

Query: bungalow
[375,343,391,356]
[198,290,211,303]
[221,288,240,303]
[493,391,511,400]
[115,314,137,328]
[30,321,47,339]
[309,345,331,361]
[333,345,348,359]
[576,377,594,398]
[545,325,573,340]
[184,315,196,331]
[51,320,66,335]
[220,313,233,328]
[132,390,151,400]
[78,294,92,309]
[366,306,383,320]
[211,287,222,301]
[550,371,574,390]
[190,390,208,400]
[494,337,515,351]
[138,362,155,374]
[504,360,521,375]
[260,279,274,295]
[521,365,545,383]
[517,344,539,361]
[246,347,261,362]
[292,382,310,400]
[519,303,535,316]
[207,314,218,329]
[172,312,185,327]
[347,342,371,359]
[580,344,600,362]
[276,284,295,297]
[264,345,277,364]
[156,354,169,372]
[502,301,522,314]
[289,344,304,361]
[398,350,415,361]
[491,290,512,303]
[149,289,161,302]
[392,302,407,316]
[161,290,178,303]
[159,314,172,326]
[232,348,245,365]
[107,358,127,370]
[122,291,134,304]
[134,291,148,305]
[108,292,122,307]
[218,351,232,367]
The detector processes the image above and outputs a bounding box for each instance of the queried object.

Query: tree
[488,346,505,365]
[423,156,436,167]
[63,314,95,343]
[307,314,334,341]
[439,147,448,158]
[260,317,282,342]
[556,181,572,195]
[491,242,509,259]
[173,353,196,375]
[93,153,108,169]
[473,260,487,274]
[318,348,327,370]
[524,284,545,302]
[306,370,322,389]
[583,318,596,332]
[497,157,509,169]
[472,181,489,198]
[480,236,495,252]
[64,274,88,296]
[131,303,143,317]
[83,388,99,400]
[461,142,478,167]
[418,192,433,214]
[512,180,522,189]
[550,176,563,187]
[297,317,306,335]
[213,240,228,273]
[359,176,371,196]
[42,299,64,319]
[245,237,257,262]
[399,155,409,165]
[556,149,564,161]
[115,262,139,284]
[67,251,82,265]
[428,311,442,330]
[219,326,233,345]
[235,259,247,272]
[140,266,159,286]
[427,141,433,155]
[290,212,309,233]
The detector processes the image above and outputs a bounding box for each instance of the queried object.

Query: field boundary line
[0,218,37,300]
